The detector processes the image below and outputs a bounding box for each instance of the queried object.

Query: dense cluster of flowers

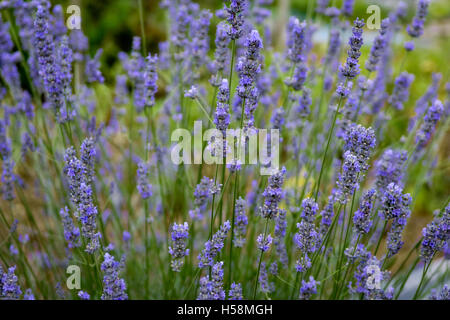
[198,221,231,268]
[197,261,225,300]
[420,204,449,262]
[0,0,448,301]
[260,167,286,219]
[100,253,128,300]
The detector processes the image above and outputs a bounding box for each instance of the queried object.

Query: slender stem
[386,239,421,289]
[209,164,219,239]
[314,80,348,201]
[253,218,269,299]
[194,97,215,125]
[138,0,147,57]
[227,171,238,287]
[312,204,342,280]
[412,262,430,300]
[227,97,246,287]
[144,107,151,298]
[334,185,359,298]
[290,272,300,299]
[228,40,236,112]
[394,257,420,299]
[374,220,388,256]
[336,234,361,299]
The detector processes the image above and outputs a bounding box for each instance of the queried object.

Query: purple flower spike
[169,222,190,272]
[407,0,430,38]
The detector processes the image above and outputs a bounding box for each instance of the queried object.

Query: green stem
[412,262,430,300]
[253,218,269,299]
[314,79,348,201]
[228,40,236,112]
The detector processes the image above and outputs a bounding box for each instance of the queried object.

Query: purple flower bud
[260,167,286,219]
[78,291,90,300]
[420,204,449,263]
[257,233,273,252]
[225,0,248,40]
[228,282,243,300]
[0,266,22,299]
[233,198,248,247]
[353,189,376,234]
[336,151,361,203]
[137,161,152,200]
[258,262,274,294]
[415,100,444,153]
[100,253,128,300]
[429,284,450,300]
[85,49,104,83]
[60,207,81,249]
[407,0,430,38]
[286,17,307,64]
[198,261,225,300]
[299,276,318,300]
[341,0,355,17]
[339,18,364,79]
[198,221,231,268]
[389,72,414,110]
[375,149,407,194]
[169,222,190,272]
[366,18,390,72]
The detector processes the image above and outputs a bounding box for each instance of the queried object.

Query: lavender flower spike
[198,261,225,300]
[85,49,105,84]
[260,167,286,219]
[407,0,430,38]
[1,266,22,299]
[374,149,407,194]
[212,22,231,77]
[341,0,355,17]
[169,222,190,272]
[233,197,248,247]
[353,189,376,235]
[214,79,231,133]
[225,0,248,40]
[336,151,361,203]
[415,100,444,153]
[60,207,81,249]
[257,233,273,252]
[339,18,365,80]
[143,54,158,109]
[286,17,307,64]
[386,193,411,257]
[236,29,263,100]
[137,161,152,200]
[101,253,128,300]
[365,18,390,72]
[228,282,243,300]
[198,221,231,268]
[343,124,376,172]
[33,5,64,114]
[389,72,414,111]
[420,203,449,262]
[299,276,319,300]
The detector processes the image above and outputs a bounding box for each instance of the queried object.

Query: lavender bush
[0,0,448,300]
